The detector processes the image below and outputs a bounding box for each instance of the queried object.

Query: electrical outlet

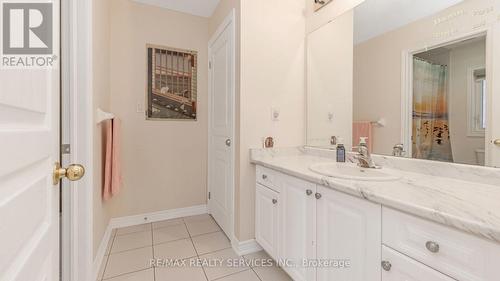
[271,107,280,121]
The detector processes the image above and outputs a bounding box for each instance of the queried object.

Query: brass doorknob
[53,162,85,185]
[494,139,500,146]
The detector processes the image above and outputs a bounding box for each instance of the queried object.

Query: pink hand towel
[103,118,122,201]
[353,121,373,153]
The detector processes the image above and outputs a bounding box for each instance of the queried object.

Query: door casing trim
[61,0,93,280]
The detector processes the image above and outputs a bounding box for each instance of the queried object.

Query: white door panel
[0,1,60,280]
[208,15,234,238]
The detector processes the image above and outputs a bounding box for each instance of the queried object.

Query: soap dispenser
[336,138,346,163]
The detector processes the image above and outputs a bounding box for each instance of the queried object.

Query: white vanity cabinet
[316,185,381,281]
[255,165,382,281]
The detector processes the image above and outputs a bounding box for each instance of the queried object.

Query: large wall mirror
[306,0,500,167]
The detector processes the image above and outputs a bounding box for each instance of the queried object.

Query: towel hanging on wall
[103,118,122,200]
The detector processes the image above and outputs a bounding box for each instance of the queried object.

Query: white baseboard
[92,204,208,280]
[232,238,263,256]
[109,204,208,229]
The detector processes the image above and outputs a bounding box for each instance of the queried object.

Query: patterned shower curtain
[412,57,453,162]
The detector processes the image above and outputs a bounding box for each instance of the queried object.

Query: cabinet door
[316,186,381,281]
[255,184,280,259]
[382,246,456,281]
[280,175,316,281]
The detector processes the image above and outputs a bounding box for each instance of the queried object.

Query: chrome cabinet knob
[272,199,278,204]
[381,261,392,271]
[306,189,313,196]
[225,139,231,147]
[425,241,440,253]
[494,139,500,146]
[315,193,322,200]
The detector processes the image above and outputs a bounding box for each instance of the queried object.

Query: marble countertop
[250,147,500,244]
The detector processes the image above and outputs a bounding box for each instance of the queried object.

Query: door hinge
[61,144,71,155]
[208,192,211,200]
[209,61,212,69]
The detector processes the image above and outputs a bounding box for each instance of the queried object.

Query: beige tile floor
[97,214,292,281]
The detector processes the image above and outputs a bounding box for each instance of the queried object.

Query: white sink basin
[309,163,400,182]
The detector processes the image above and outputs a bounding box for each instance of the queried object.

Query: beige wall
[354,0,495,155]
[107,0,209,216]
[238,0,306,240]
[92,0,113,258]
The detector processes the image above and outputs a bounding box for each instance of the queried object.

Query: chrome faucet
[354,146,380,169]
[392,143,405,157]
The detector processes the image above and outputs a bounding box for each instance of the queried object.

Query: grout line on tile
[211,268,252,281]
[151,223,156,281]
[250,267,263,281]
[108,245,154,256]
[102,268,152,281]
[185,222,209,281]
[115,223,152,237]
[153,236,192,247]
[101,230,118,278]
[197,246,236,258]
[189,229,223,239]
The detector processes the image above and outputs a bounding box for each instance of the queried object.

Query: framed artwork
[147,44,198,120]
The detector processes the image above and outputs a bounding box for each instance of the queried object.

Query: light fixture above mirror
[314,0,333,12]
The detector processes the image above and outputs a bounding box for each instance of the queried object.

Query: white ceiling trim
[132,0,221,18]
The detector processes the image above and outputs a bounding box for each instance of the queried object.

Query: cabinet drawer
[256,165,281,193]
[383,207,500,281]
[382,246,455,281]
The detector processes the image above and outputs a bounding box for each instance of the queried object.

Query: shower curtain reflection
[412,57,453,162]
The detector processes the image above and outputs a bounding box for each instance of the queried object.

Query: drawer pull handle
[272,199,278,204]
[381,261,392,271]
[262,174,268,180]
[315,193,322,200]
[426,241,440,253]
[306,189,313,196]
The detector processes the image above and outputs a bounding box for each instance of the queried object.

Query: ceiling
[133,0,221,17]
[354,0,464,44]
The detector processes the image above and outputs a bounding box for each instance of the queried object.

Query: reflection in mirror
[411,37,486,165]
[306,0,500,167]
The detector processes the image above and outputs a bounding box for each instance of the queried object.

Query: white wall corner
[231,238,263,256]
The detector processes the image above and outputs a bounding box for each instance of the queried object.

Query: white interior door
[208,13,234,238]
[0,2,61,280]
